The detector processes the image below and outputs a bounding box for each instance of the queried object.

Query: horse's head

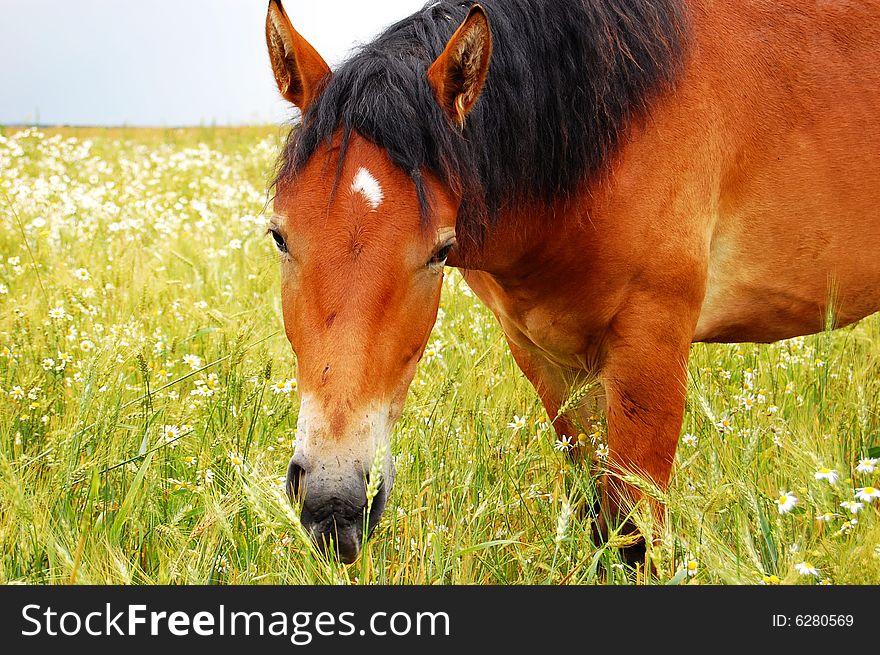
[265,0,491,562]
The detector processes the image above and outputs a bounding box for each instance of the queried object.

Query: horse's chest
[506,302,589,361]
[461,270,603,369]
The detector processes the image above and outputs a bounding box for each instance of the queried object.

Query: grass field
[1,126,878,585]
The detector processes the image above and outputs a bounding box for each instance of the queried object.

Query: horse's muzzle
[286,456,389,564]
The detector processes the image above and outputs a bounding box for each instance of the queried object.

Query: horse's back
[689,0,880,342]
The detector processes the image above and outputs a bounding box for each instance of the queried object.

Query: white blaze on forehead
[350,167,384,209]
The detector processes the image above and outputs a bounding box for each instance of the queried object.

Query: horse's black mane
[276,0,689,243]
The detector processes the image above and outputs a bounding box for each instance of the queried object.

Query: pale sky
[0,0,429,126]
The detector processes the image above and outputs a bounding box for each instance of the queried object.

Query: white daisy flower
[160,425,180,448]
[775,491,798,514]
[795,562,819,577]
[855,458,877,474]
[48,306,67,320]
[813,468,838,484]
[854,486,880,503]
[715,414,734,434]
[227,451,244,473]
[182,354,203,370]
[422,339,443,364]
[554,435,574,452]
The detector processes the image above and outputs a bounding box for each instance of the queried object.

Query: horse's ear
[266,0,331,111]
[427,4,492,126]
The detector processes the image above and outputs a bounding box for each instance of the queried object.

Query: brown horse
[265,0,880,563]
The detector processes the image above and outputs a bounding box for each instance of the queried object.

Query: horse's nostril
[286,459,305,502]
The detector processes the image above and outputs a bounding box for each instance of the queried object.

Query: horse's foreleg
[505,338,608,540]
[598,303,696,557]
[504,338,582,441]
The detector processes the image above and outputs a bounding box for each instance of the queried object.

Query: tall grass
[0,126,877,584]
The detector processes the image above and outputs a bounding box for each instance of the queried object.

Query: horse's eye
[429,240,455,267]
[269,228,288,253]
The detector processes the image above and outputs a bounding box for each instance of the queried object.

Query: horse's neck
[457,196,595,280]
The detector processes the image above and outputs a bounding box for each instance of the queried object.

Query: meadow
[1,126,878,585]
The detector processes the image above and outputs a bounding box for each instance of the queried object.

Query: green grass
[0,126,878,585]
